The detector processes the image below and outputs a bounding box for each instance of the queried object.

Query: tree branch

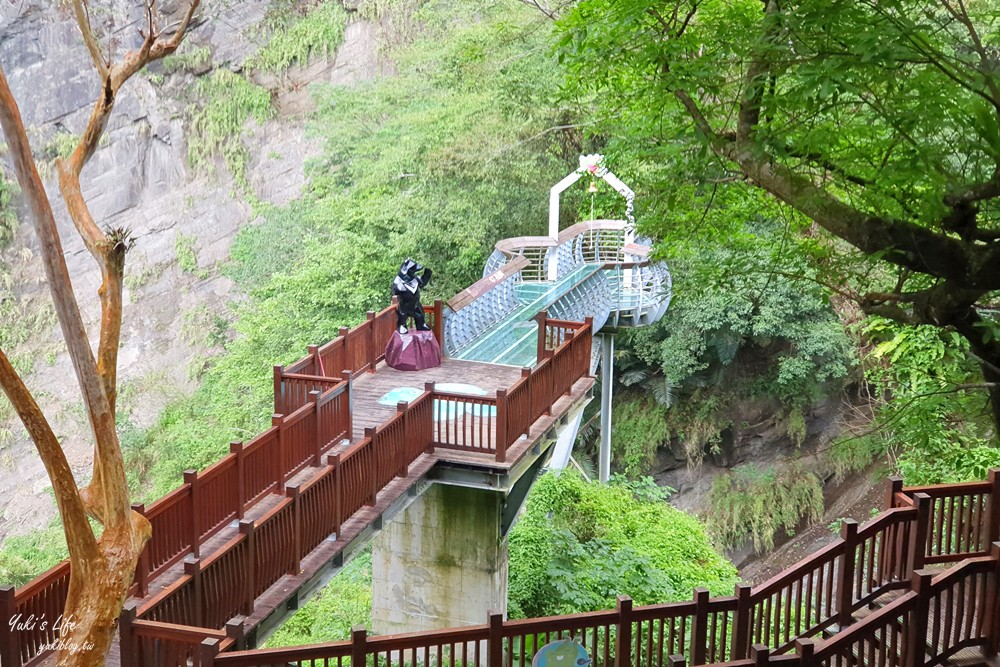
[0,350,100,566]
[71,0,109,82]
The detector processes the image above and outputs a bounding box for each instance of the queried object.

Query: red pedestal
[385,330,442,371]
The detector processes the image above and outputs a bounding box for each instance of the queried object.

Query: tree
[554,0,1000,433]
[0,2,200,664]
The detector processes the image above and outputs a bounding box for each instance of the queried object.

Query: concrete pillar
[371,484,507,635]
[599,334,614,483]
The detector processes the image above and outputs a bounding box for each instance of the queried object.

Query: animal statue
[392,258,433,333]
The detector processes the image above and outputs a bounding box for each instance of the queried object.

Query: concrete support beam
[599,334,614,483]
[372,485,508,635]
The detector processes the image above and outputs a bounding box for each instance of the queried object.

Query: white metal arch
[547,155,636,280]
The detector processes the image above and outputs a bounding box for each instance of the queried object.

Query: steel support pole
[599,333,614,483]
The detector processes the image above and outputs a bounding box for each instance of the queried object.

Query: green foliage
[552,0,1000,478]
[508,472,737,618]
[265,550,372,647]
[174,233,207,277]
[708,464,824,553]
[0,519,67,586]
[0,169,19,248]
[617,220,855,465]
[162,45,212,74]
[44,131,77,162]
[187,70,274,188]
[248,2,349,74]
[852,318,999,485]
[611,394,669,477]
[628,222,854,405]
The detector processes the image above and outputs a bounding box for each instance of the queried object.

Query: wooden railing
[425,315,592,462]
[0,562,69,667]
[119,605,242,667]
[276,301,444,414]
[200,472,1000,667]
[132,380,351,591]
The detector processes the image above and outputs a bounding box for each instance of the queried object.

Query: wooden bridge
[0,296,595,667]
[5,220,999,667]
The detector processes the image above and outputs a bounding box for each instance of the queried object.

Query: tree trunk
[59,519,149,667]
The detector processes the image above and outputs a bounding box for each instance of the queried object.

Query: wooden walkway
[350,358,523,440]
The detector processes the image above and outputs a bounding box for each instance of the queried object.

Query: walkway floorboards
[350,358,524,441]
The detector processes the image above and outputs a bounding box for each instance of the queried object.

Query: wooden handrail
[132,619,227,641]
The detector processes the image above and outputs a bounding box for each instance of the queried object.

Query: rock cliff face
[0,1,384,540]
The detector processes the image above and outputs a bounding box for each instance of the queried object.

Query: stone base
[386,330,442,371]
[372,485,508,635]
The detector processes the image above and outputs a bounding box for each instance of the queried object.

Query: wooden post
[310,390,323,466]
[690,587,709,665]
[185,558,204,627]
[986,469,1000,545]
[339,327,351,373]
[836,519,859,627]
[198,637,221,667]
[367,311,377,371]
[535,310,548,362]
[184,469,201,558]
[239,520,256,616]
[397,401,410,477]
[886,475,904,508]
[732,584,752,659]
[327,453,343,536]
[273,365,284,414]
[615,595,633,667]
[343,370,353,441]
[131,502,150,597]
[365,427,378,506]
[308,344,322,376]
[231,440,246,519]
[273,414,285,491]
[905,570,933,667]
[750,645,769,667]
[487,611,504,667]
[118,601,140,667]
[433,299,444,349]
[496,389,508,463]
[425,382,436,453]
[1,585,19,667]
[909,493,931,575]
[986,542,1000,657]
[583,317,595,377]
[794,639,815,667]
[226,618,247,652]
[286,484,302,575]
[668,656,685,667]
[351,626,367,667]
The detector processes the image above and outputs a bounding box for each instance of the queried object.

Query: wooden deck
[349,358,524,440]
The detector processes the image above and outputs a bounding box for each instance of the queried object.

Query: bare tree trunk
[0,2,199,664]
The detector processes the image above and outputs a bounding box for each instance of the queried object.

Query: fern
[707,464,824,553]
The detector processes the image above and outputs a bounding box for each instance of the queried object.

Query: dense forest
[1,0,998,651]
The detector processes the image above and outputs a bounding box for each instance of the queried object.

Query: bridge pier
[599,333,614,483]
[372,484,507,635]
